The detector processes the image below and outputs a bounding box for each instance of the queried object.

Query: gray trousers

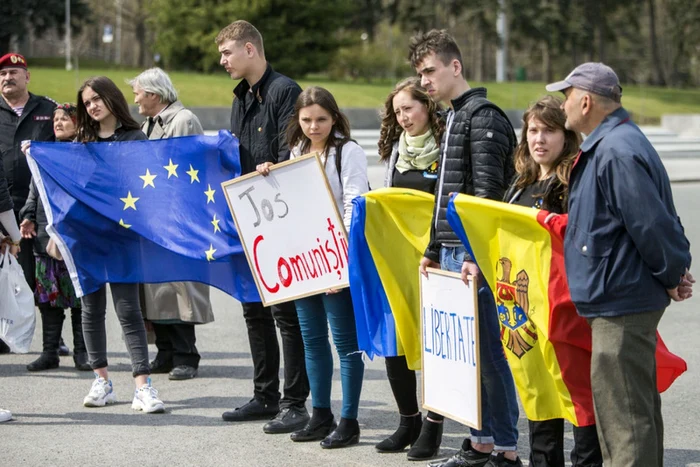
[81,283,150,377]
[590,309,665,467]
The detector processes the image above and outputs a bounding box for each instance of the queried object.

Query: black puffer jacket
[230,64,302,175]
[425,88,516,262]
[0,93,56,211]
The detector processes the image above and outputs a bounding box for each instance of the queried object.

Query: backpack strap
[335,141,344,186]
[335,139,371,190]
[462,97,517,151]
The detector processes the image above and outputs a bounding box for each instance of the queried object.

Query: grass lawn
[28,67,700,124]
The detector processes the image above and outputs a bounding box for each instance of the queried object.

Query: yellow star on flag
[139,168,157,188]
[205,244,216,261]
[204,184,216,204]
[163,159,179,178]
[120,191,139,210]
[186,164,200,183]
[211,214,221,233]
[119,219,131,229]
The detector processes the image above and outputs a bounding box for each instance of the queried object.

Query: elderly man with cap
[546,63,694,466]
[128,67,213,381]
[0,53,56,315]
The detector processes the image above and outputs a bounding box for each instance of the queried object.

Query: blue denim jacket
[565,108,691,318]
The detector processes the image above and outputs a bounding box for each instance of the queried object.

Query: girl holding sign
[285,87,369,449]
[376,77,447,460]
[503,96,602,467]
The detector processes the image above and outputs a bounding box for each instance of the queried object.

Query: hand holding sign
[420,268,481,429]
[223,154,349,306]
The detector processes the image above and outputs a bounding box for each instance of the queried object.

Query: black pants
[82,283,150,377]
[528,419,602,467]
[38,305,86,355]
[385,355,443,420]
[10,210,35,291]
[19,237,35,291]
[241,301,309,408]
[153,322,200,368]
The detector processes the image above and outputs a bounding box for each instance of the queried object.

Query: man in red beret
[0,53,57,352]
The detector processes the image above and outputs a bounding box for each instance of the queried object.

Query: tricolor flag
[349,188,434,370]
[27,131,259,303]
[446,194,687,425]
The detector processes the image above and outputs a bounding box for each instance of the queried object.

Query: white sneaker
[131,382,165,414]
[83,375,117,407]
[0,408,12,422]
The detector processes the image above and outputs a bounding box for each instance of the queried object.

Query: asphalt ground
[1,168,699,466]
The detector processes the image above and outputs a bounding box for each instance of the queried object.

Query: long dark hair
[76,76,140,142]
[513,95,581,211]
[285,86,351,160]
[378,77,444,161]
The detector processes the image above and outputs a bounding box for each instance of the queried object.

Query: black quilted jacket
[424,87,516,262]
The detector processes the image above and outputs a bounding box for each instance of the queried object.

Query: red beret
[0,53,28,70]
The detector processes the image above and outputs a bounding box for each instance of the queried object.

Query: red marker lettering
[253,235,279,293]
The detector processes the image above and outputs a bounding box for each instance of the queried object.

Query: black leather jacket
[425,87,516,262]
[230,64,302,175]
[0,93,56,211]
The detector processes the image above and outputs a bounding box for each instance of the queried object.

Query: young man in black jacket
[216,20,310,435]
[411,30,523,467]
[0,53,56,293]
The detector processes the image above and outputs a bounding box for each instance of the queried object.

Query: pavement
[1,166,700,466]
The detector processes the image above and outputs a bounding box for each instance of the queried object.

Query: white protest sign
[222,153,349,306]
[420,268,481,429]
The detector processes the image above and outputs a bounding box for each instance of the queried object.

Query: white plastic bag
[0,249,36,353]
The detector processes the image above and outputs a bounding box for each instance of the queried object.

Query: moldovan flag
[349,188,434,370]
[446,194,687,426]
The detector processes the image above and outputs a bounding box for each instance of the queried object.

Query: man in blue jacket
[547,62,694,467]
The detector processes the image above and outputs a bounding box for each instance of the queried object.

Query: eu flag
[27,130,260,302]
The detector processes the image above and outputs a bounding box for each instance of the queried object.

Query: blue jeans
[295,289,364,419]
[440,246,519,451]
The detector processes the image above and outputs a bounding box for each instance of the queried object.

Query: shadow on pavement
[665,448,700,465]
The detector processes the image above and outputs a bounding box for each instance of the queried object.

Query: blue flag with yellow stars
[27,130,260,302]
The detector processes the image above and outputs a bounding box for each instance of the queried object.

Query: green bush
[329,44,412,82]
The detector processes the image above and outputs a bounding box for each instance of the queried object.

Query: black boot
[70,308,90,371]
[291,407,336,442]
[27,307,64,372]
[406,418,443,461]
[58,337,70,356]
[27,352,60,371]
[320,417,360,449]
[376,413,423,452]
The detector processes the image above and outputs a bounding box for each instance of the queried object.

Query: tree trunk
[541,41,552,82]
[648,0,666,85]
[364,0,377,41]
[474,31,484,82]
[597,22,606,63]
[0,36,10,55]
